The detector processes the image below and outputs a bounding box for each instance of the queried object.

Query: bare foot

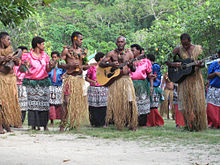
[49,123,54,127]
[60,126,65,132]
[5,125,12,132]
[0,127,5,134]
[44,126,49,131]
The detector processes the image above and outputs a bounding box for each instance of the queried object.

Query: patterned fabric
[208,61,220,88]
[133,79,151,115]
[173,83,178,104]
[21,49,50,80]
[17,85,28,111]
[49,85,63,105]
[150,87,161,108]
[26,84,50,111]
[130,58,152,80]
[206,86,220,107]
[87,86,108,107]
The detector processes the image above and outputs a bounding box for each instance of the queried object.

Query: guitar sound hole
[107,73,114,78]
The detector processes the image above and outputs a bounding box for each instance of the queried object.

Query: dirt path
[0,128,219,165]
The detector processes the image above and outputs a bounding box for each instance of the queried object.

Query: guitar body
[96,66,121,86]
[168,58,195,83]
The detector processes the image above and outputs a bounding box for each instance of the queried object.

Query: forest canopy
[0,0,219,68]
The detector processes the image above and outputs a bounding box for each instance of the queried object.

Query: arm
[147,72,154,94]
[99,52,116,68]
[166,47,181,67]
[127,51,136,72]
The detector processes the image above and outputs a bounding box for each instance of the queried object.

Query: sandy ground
[0,127,219,165]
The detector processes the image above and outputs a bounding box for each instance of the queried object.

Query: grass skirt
[62,75,89,129]
[106,75,138,130]
[0,73,21,126]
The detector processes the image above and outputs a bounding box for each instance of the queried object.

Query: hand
[49,60,56,68]
[215,72,220,78]
[4,56,12,62]
[150,86,154,95]
[24,60,30,68]
[112,61,119,67]
[82,64,90,70]
[195,61,201,67]
[13,57,20,64]
[174,62,182,68]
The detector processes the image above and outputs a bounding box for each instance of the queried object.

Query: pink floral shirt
[86,65,100,86]
[130,58,152,80]
[21,49,50,80]
[13,65,25,85]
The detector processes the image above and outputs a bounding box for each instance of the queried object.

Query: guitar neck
[117,55,147,69]
[185,56,213,67]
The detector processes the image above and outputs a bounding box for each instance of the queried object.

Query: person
[13,46,28,124]
[130,44,153,127]
[99,36,138,131]
[86,52,108,127]
[20,36,53,131]
[160,72,175,120]
[206,50,220,128]
[173,83,185,129]
[59,31,89,132]
[48,51,65,126]
[147,53,164,127]
[167,33,207,131]
[0,32,22,134]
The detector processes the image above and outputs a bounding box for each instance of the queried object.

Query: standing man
[0,32,21,133]
[99,36,138,131]
[59,31,89,131]
[167,33,207,131]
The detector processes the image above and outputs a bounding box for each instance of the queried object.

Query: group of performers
[0,31,219,134]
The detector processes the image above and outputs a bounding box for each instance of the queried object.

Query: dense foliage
[0,0,219,71]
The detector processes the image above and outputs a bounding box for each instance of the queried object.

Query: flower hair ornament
[74,36,78,40]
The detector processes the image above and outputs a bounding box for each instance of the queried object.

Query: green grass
[22,118,220,145]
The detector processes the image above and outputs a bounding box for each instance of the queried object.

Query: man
[59,31,89,132]
[160,72,175,120]
[0,32,21,133]
[99,36,138,130]
[130,44,153,127]
[167,33,207,131]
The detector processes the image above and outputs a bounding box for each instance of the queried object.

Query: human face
[37,42,45,51]
[1,35,11,48]
[181,39,191,50]
[74,34,83,47]
[131,47,140,57]
[51,54,58,62]
[116,37,126,50]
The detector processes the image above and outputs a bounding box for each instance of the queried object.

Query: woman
[206,51,220,128]
[86,52,108,127]
[130,44,153,127]
[20,37,53,131]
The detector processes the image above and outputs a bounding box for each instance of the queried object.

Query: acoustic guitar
[96,55,147,86]
[168,54,219,83]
